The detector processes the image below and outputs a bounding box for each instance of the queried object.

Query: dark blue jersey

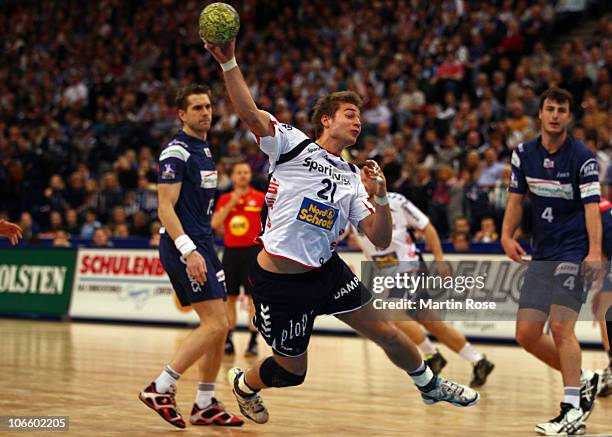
[157,130,217,240]
[509,135,600,261]
[601,199,612,258]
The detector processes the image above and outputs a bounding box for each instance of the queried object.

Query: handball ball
[199,2,240,44]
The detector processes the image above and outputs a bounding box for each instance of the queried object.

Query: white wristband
[174,234,197,257]
[220,57,238,72]
[374,195,389,206]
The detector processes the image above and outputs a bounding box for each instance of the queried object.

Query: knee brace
[259,357,306,388]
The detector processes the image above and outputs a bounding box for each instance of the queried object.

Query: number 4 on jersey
[541,207,554,223]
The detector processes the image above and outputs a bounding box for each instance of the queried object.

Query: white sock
[155,365,181,393]
[563,387,580,409]
[238,373,256,396]
[196,382,215,408]
[408,361,435,388]
[458,343,484,364]
[418,338,437,356]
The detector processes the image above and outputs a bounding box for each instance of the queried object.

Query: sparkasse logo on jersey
[302,157,351,185]
[296,197,338,230]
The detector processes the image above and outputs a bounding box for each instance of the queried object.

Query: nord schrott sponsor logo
[297,198,338,230]
[80,255,165,276]
[0,265,67,294]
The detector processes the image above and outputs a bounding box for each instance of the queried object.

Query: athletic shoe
[244,338,258,357]
[597,366,612,397]
[227,367,269,424]
[579,369,599,420]
[189,398,244,426]
[534,403,585,436]
[420,376,480,407]
[424,351,447,375]
[470,356,495,387]
[225,338,235,355]
[138,382,186,429]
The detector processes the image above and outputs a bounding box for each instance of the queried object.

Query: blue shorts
[519,261,585,313]
[159,235,227,306]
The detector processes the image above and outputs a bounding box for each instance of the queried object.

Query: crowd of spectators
[0,0,610,248]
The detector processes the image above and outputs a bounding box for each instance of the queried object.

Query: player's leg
[395,320,448,375]
[243,246,261,357]
[417,313,494,386]
[515,310,561,370]
[515,263,562,370]
[596,288,612,397]
[535,304,586,436]
[222,248,240,355]
[185,300,243,426]
[226,260,316,424]
[245,295,259,356]
[225,295,238,354]
[337,305,480,407]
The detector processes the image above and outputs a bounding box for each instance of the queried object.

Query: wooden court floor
[1,318,610,436]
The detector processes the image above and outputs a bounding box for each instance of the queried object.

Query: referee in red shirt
[212,162,264,356]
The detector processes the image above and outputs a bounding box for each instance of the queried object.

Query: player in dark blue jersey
[139,84,243,429]
[501,87,603,435]
[592,199,612,396]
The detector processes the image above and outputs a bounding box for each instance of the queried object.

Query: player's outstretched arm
[204,39,273,138]
[0,219,22,245]
[358,161,392,249]
[501,192,527,264]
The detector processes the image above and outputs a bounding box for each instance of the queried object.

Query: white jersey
[352,192,429,269]
[257,114,374,268]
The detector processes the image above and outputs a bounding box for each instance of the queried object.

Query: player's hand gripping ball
[199,2,240,44]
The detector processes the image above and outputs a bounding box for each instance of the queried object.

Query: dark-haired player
[138,84,242,428]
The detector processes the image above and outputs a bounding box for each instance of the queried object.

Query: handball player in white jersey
[348,185,494,387]
[205,38,480,424]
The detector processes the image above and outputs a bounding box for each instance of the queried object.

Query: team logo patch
[200,171,218,189]
[161,164,176,179]
[296,197,338,230]
[372,252,400,268]
[543,158,554,168]
[579,158,599,178]
[203,147,212,157]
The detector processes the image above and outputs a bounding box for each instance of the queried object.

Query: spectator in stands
[114,223,130,238]
[452,216,472,240]
[64,209,80,236]
[478,147,506,188]
[92,227,112,248]
[473,217,499,243]
[149,221,161,248]
[80,208,101,239]
[18,211,37,243]
[52,230,71,248]
[452,231,471,253]
[131,210,151,237]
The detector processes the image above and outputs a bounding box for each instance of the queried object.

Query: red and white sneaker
[138,382,186,429]
[189,398,244,426]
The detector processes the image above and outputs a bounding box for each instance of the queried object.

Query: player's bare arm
[0,219,23,245]
[422,223,451,277]
[501,192,527,264]
[583,202,603,280]
[158,183,207,284]
[204,39,273,138]
[358,161,392,249]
